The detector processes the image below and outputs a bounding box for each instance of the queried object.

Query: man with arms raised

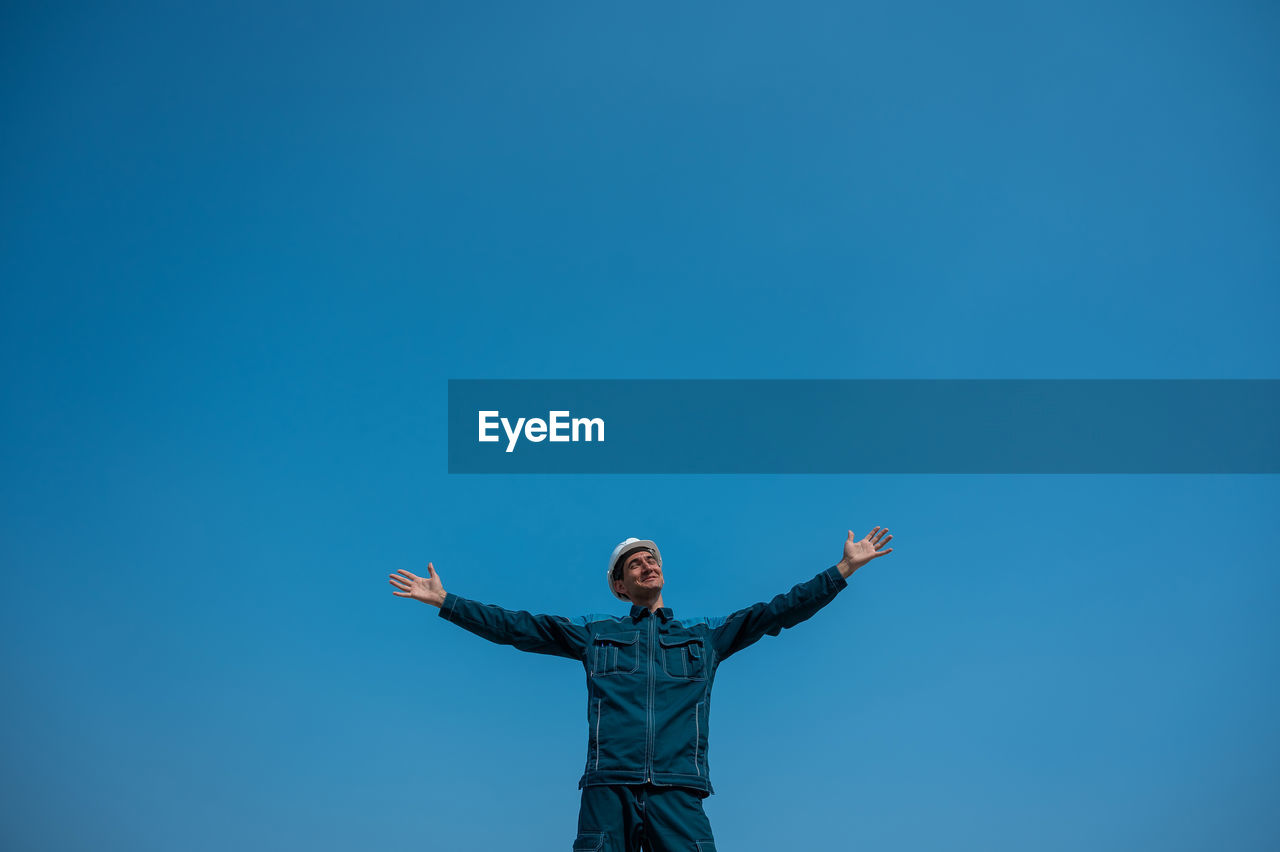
[389,527,893,851]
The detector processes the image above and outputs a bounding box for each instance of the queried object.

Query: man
[389,527,893,851]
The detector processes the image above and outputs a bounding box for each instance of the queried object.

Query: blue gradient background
[2,2,1278,850]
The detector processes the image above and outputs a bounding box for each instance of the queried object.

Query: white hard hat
[606,538,661,601]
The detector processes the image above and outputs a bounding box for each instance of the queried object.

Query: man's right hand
[389,563,447,608]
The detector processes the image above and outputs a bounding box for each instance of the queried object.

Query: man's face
[613,548,663,601]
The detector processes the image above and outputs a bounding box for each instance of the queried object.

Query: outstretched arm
[389,562,589,660]
[711,526,893,660]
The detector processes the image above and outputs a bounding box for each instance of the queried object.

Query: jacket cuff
[438,592,460,621]
[826,564,849,591]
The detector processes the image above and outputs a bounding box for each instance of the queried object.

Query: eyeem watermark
[451,380,1280,472]
[478,410,606,453]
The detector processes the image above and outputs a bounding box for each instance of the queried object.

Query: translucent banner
[447,380,1280,473]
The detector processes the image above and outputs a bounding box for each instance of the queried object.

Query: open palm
[389,563,446,607]
[840,527,893,576]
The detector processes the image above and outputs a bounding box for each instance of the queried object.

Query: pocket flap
[573,833,605,851]
[595,632,639,646]
[659,635,702,656]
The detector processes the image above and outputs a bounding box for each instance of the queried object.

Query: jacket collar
[629,604,673,622]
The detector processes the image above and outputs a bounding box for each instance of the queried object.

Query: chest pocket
[590,632,640,676]
[659,635,706,680]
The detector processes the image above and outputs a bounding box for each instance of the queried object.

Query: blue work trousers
[573,785,717,852]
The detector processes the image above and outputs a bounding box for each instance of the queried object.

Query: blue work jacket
[438,565,848,796]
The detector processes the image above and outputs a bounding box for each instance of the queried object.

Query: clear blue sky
[2,2,1278,850]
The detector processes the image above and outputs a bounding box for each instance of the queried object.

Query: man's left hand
[837,527,893,578]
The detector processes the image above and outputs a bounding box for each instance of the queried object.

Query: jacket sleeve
[710,566,848,660]
[437,593,591,661]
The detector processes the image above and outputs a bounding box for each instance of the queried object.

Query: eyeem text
[478,410,605,453]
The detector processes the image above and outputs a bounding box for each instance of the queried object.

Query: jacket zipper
[645,613,656,782]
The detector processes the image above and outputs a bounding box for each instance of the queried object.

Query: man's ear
[611,576,629,601]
